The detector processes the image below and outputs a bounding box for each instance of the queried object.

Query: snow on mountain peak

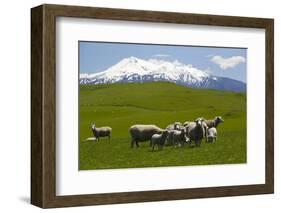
[80,56,210,84]
[79,56,246,92]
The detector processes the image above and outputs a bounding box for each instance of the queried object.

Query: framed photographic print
[31,4,274,208]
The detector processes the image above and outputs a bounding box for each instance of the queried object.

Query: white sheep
[129,124,163,148]
[200,118,209,141]
[206,127,217,143]
[91,124,112,142]
[205,116,224,128]
[151,130,169,151]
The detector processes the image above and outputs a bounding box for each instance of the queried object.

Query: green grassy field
[79,82,246,170]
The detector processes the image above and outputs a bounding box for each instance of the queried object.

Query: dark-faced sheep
[206,127,217,143]
[91,124,112,142]
[204,116,224,128]
[129,124,163,148]
[151,130,169,151]
[184,119,208,141]
[185,118,205,147]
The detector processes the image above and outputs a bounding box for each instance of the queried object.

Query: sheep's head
[194,118,202,126]
[215,116,224,124]
[174,122,181,130]
[91,123,96,129]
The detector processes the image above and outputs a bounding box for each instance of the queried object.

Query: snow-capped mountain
[80,57,246,92]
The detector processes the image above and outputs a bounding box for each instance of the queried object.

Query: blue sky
[79,41,247,83]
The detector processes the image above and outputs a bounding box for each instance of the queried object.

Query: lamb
[185,118,205,147]
[166,130,176,146]
[172,128,188,147]
[165,122,182,146]
[129,124,163,148]
[91,124,112,142]
[151,130,169,151]
[206,127,217,143]
[204,116,224,128]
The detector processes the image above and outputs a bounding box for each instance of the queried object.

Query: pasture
[79,82,246,170]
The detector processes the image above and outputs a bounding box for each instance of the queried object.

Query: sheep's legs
[131,139,135,148]
[195,140,201,147]
[131,139,140,148]
[188,140,192,147]
[181,140,185,147]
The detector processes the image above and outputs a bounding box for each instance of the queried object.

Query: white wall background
[0,0,279,212]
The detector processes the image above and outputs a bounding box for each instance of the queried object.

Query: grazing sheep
[204,116,224,128]
[185,118,205,147]
[151,130,169,151]
[129,124,163,148]
[166,122,182,131]
[84,137,98,142]
[206,127,217,143]
[172,128,188,147]
[91,124,112,142]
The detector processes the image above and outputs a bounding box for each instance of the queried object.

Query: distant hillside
[79,81,246,113]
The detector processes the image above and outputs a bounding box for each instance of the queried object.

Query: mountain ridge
[80,56,246,92]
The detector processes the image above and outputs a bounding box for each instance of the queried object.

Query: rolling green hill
[79,82,246,170]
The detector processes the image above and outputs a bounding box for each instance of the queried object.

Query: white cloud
[152,54,170,58]
[210,55,246,70]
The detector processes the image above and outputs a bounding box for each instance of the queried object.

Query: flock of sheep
[89,116,224,151]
